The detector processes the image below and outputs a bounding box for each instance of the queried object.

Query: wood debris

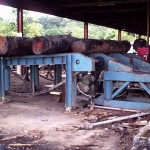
[131,121,150,150]
[79,112,150,130]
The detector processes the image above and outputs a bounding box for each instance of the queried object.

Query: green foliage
[23,10,44,38]
[24,22,44,38]
[89,24,107,39]
[62,21,84,38]
[0,8,136,42]
[45,28,63,35]
[39,16,68,29]
[0,20,17,36]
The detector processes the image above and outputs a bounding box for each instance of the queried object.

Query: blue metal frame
[0,53,95,110]
[54,64,62,84]
[91,53,150,110]
[94,95,150,110]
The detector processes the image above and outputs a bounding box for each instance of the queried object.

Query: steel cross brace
[94,71,150,110]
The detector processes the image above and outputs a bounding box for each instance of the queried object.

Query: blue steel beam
[30,65,35,93]
[0,58,5,101]
[94,95,150,110]
[112,81,130,99]
[139,82,150,95]
[34,65,39,87]
[66,54,72,111]
[54,64,62,84]
[1,53,95,109]
[125,53,142,60]
[108,59,134,72]
[4,66,10,91]
[132,58,150,71]
[104,71,150,82]
[72,53,95,71]
[110,53,132,66]
[104,80,113,99]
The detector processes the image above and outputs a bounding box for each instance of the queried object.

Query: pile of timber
[0,35,131,57]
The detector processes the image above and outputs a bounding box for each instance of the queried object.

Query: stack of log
[0,35,131,57]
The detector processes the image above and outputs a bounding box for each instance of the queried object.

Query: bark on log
[0,36,33,57]
[32,35,131,55]
[32,35,76,55]
[120,40,131,53]
[71,39,131,54]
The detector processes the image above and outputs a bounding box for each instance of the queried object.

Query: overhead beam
[147,0,149,45]
[74,8,146,14]
[61,0,146,8]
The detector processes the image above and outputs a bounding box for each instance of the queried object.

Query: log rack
[0,53,95,111]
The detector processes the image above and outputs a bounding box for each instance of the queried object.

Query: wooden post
[84,22,88,39]
[17,2,24,75]
[147,0,149,46]
[118,29,121,42]
[17,5,23,37]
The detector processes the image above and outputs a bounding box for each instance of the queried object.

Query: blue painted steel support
[66,54,72,110]
[30,65,35,93]
[0,58,5,101]
[139,82,150,95]
[112,81,130,99]
[4,66,10,91]
[104,71,150,82]
[90,53,150,110]
[34,65,39,87]
[54,64,62,84]
[94,95,150,110]
[125,53,142,60]
[104,80,113,99]
[0,53,94,109]
[72,74,77,108]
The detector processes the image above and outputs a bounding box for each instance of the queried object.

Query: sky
[0,4,54,20]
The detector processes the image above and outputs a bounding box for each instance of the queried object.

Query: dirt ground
[0,73,148,150]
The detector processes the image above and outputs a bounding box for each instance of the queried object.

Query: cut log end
[0,36,8,55]
[32,37,49,55]
[71,40,86,53]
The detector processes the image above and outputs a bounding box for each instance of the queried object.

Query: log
[71,39,131,54]
[88,104,140,113]
[8,143,33,147]
[133,38,147,51]
[33,35,131,55]
[131,121,150,150]
[80,111,150,129]
[0,36,33,57]
[32,35,76,55]
[120,40,131,53]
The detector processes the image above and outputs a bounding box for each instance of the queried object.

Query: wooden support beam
[118,30,122,42]
[61,0,146,8]
[84,22,88,39]
[17,1,23,37]
[147,0,149,46]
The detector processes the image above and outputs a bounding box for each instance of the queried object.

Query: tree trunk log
[32,35,76,55]
[0,36,33,57]
[71,39,131,54]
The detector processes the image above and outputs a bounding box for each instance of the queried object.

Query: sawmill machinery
[0,35,150,110]
[77,52,150,110]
